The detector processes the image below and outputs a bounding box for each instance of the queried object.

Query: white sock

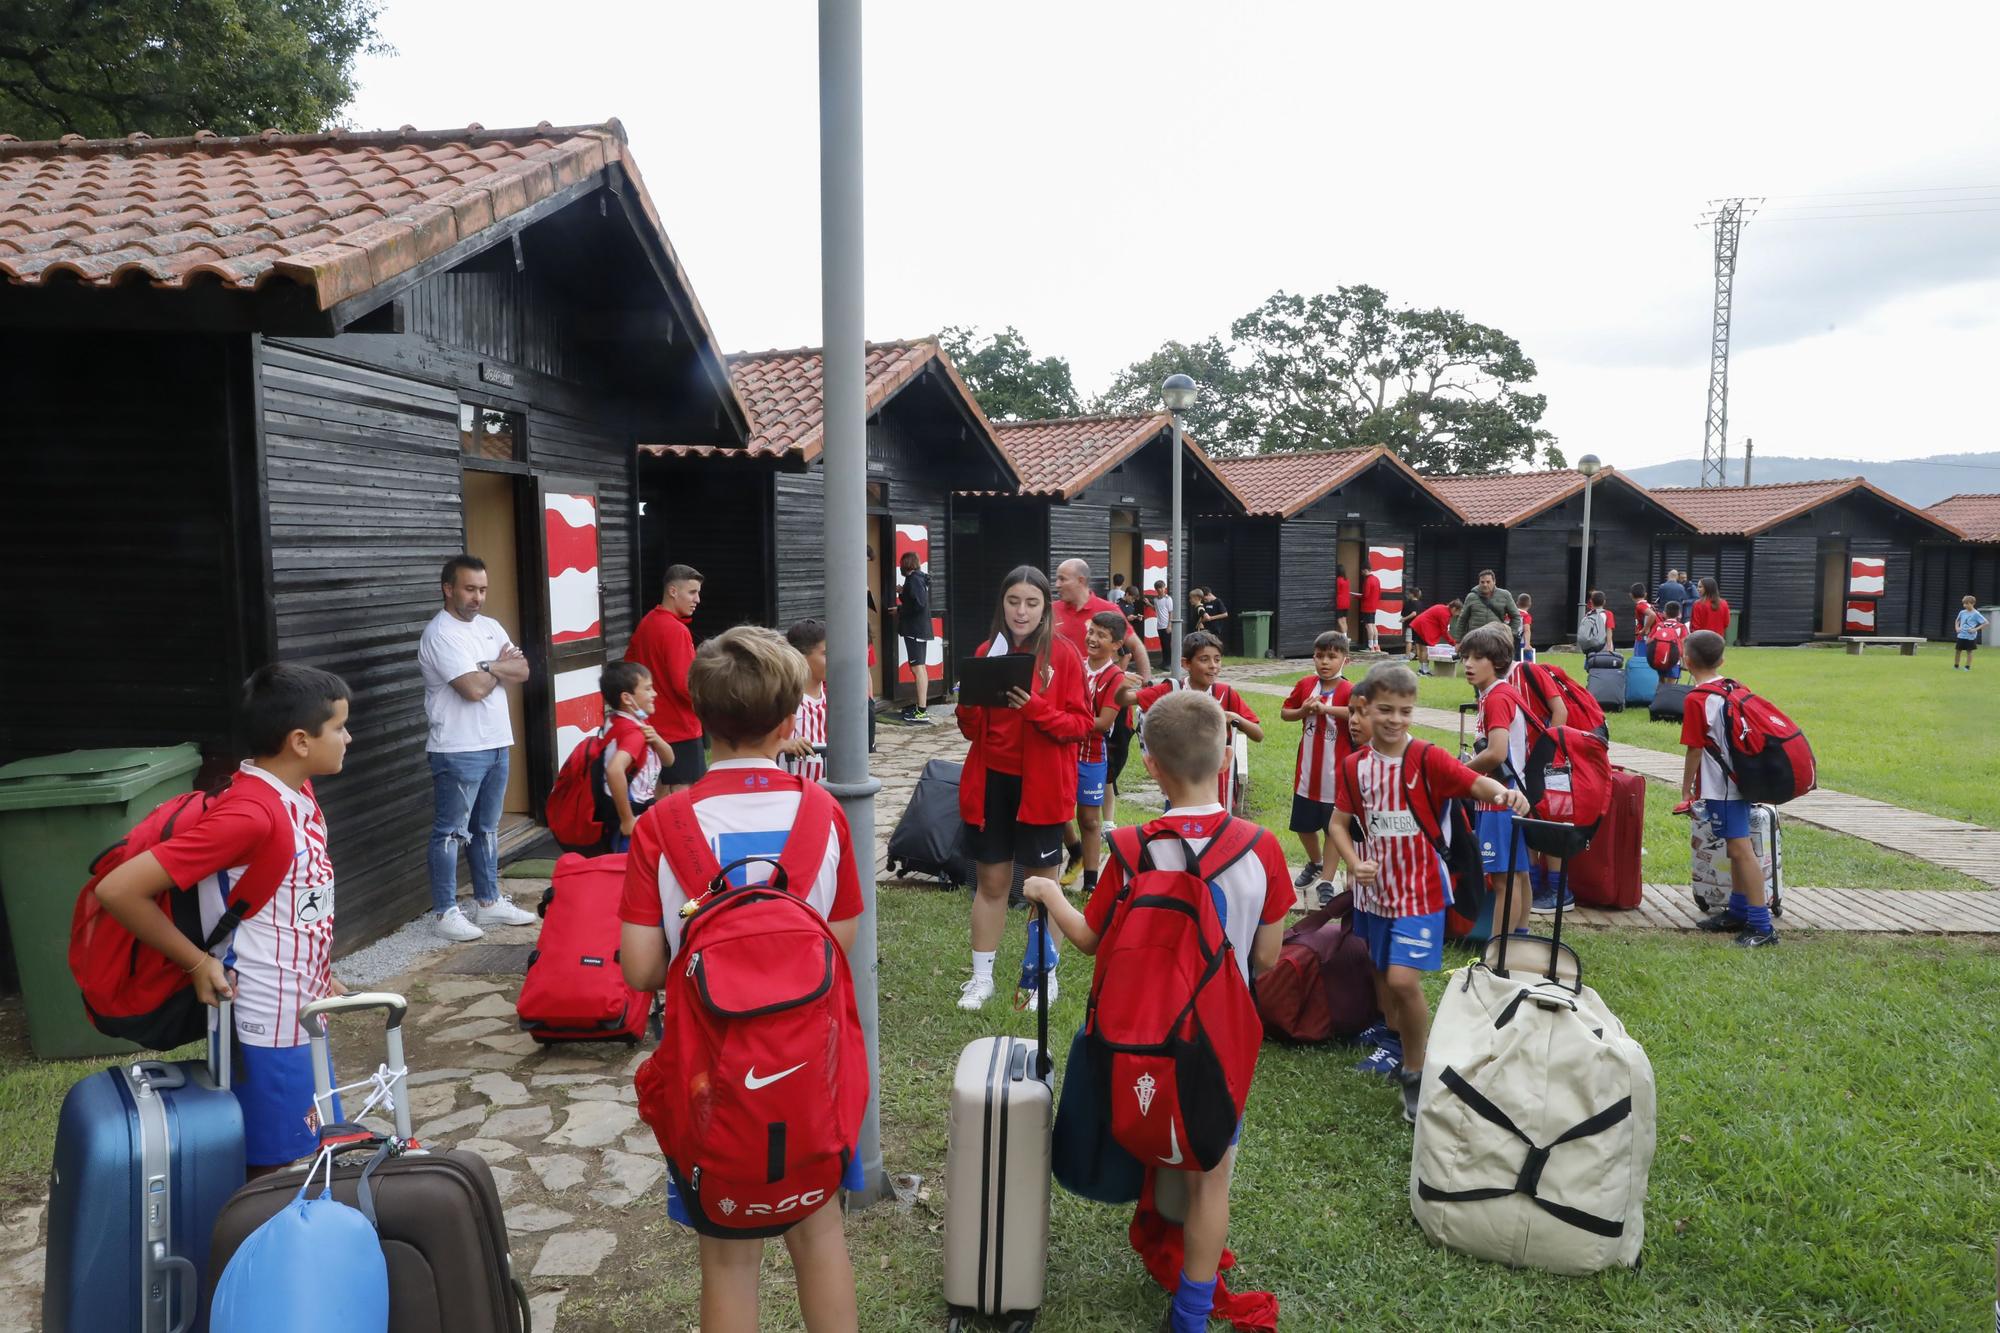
[972,950,996,982]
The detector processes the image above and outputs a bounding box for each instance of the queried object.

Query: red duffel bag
[1255,890,1381,1043]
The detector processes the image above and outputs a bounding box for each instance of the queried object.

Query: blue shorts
[1076,759,1108,808]
[667,1150,866,1228]
[1704,797,1752,841]
[1353,909,1446,973]
[1477,807,1530,874]
[234,1041,342,1168]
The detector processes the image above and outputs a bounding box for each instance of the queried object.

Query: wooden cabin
[1648,479,1963,644]
[0,122,747,947]
[961,415,1249,660]
[1918,495,1999,639]
[1420,470,1694,647]
[1209,448,1461,657]
[637,339,1017,700]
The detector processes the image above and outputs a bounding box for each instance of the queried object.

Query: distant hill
[1621,452,2000,509]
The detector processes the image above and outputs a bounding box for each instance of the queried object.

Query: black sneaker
[1733,927,1780,949]
[1696,911,1747,933]
[1399,1069,1423,1124]
[1293,861,1322,890]
[1315,880,1337,908]
[898,706,918,723]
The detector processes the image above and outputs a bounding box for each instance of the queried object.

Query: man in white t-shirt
[418,555,539,941]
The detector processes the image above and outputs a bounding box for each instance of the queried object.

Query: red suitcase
[516,852,654,1042]
[1569,766,1644,908]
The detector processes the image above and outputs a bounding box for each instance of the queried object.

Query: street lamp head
[1161,373,1198,412]
[1578,453,1602,477]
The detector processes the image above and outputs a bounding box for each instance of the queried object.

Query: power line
[1757,205,2000,222]
[1761,195,2000,212]
[1763,183,2000,201]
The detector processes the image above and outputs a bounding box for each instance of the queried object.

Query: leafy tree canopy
[1089,335,1249,450]
[1227,287,1562,472]
[0,0,385,140]
[939,324,1082,422]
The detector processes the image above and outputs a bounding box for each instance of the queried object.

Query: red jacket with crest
[956,633,1094,828]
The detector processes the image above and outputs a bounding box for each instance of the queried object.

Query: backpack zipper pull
[686,951,700,978]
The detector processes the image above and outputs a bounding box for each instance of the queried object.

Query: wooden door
[1817,543,1848,637]
[1338,537,1364,641]
[462,470,532,815]
[540,479,608,786]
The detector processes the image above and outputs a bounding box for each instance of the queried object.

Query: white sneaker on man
[475,896,537,928]
[432,906,484,942]
[957,975,995,1011]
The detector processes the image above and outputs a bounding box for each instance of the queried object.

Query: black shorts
[1957,636,1979,652]
[968,770,1067,869]
[1106,712,1134,792]
[659,736,708,786]
[901,635,930,667]
[1289,794,1337,836]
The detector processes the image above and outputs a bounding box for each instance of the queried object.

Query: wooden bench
[1840,636,1924,656]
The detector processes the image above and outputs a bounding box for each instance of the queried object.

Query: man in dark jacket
[1655,570,1689,618]
[896,550,934,723]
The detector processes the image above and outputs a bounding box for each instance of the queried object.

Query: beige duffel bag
[1409,910,1656,1274]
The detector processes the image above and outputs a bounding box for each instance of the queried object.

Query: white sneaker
[1022,973,1059,1012]
[957,975,995,1011]
[475,896,537,927]
[433,906,484,942]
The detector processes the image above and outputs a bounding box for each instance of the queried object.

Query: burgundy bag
[1255,890,1381,1043]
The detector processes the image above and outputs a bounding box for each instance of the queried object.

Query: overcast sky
[345,1,2000,471]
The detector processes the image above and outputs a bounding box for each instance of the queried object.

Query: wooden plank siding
[1917,542,2000,638]
[639,463,776,641]
[1047,502,1112,589]
[1276,522,1340,656]
[1747,533,1818,644]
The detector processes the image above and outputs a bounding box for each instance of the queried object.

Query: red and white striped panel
[1848,557,1886,598]
[1844,602,1877,633]
[553,665,604,767]
[1141,538,1169,651]
[1368,545,1406,639]
[545,493,602,645]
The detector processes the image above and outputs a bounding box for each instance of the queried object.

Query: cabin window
[460,404,523,461]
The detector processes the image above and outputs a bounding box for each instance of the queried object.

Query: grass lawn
[1155,698,1983,892]
[1250,644,2000,827]
[558,887,2000,1330]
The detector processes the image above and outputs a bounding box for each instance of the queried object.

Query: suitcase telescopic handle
[1500,818,1573,982]
[302,992,413,1142]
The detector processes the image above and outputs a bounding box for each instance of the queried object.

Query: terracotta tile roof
[0,122,657,312]
[984,414,1249,510]
[1926,493,1999,542]
[639,339,1010,473]
[1214,447,1464,520]
[1649,476,1959,538]
[1423,468,1623,527]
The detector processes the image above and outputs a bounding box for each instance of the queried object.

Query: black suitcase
[1649,681,1693,723]
[888,758,976,887]
[1587,660,1626,713]
[204,994,529,1333]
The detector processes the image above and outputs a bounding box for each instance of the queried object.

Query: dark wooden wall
[1225,522,1282,652]
[1418,526,1509,614]
[1501,485,1677,646]
[1917,543,2000,638]
[639,463,775,641]
[1746,534,1816,644]
[1276,521,1340,656]
[0,331,249,769]
[949,497,1049,660]
[1048,502,1111,587]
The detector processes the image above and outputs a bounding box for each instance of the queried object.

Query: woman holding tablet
[954,565,1093,1013]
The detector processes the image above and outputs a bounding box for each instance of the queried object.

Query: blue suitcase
[44,1004,242,1333]
[1624,652,1660,707]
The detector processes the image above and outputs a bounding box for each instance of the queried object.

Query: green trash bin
[1240,610,1274,660]
[0,744,203,1058]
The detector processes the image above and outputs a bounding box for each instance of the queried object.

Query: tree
[939,325,1082,422]
[1091,336,1253,452]
[0,1,386,140]
[1229,287,1563,473]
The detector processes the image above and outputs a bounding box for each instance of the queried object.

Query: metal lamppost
[1162,373,1198,676]
[1576,453,1602,640]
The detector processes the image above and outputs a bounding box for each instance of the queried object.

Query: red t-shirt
[1361,573,1382,615]
[1080,658,1125,765]
[1335,576,1350,611]
[1336,741,1480,917]
[1136,679,1259,807]
[1055,594,1124,658]
[1477,678,1530,788]
[1408,603,1454,645]
[624,608,701,742]
[1689,599,1731,634]
[1284,674,1353,801]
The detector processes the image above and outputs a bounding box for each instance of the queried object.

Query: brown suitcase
[202,993,531,1332]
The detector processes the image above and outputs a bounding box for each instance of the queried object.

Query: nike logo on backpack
[1158,1120,1184,1166]
[744,1062,807,1090]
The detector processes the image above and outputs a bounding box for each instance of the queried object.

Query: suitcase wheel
[947,1313,966,1333]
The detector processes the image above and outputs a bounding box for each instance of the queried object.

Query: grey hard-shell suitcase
[43,1003,242,1333]
[943,914,1052,1331]
[202,994,530,1332]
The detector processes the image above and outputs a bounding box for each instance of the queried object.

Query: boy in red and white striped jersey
[93,663,355,1172]
[1279,630,1353,897]
[781,620,830,784]
[1332,662,1525,1124]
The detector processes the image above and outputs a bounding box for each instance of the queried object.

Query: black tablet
[957,653,1036,707]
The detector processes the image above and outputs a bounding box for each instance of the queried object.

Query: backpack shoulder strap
[1187,813,1262,882]
[654,788,726,896]
[1401,740,1453,857]
[773,779,839,894]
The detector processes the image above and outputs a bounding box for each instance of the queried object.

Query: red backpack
[546,732,612,850]
[68,785,289,1050]
[517,852,653,1043]
[1694,678,1817,805]
[1513,710,1614,859]
[1649,620,1688,672]
[1088,819,1266,1173]
[632,777,867,1236]
[1512,661,1607,737]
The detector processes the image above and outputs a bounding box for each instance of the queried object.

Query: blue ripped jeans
[428,747,509,914]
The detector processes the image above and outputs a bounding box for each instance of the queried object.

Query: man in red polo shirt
[623,563,706,794]
[1054,559,1151,675]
